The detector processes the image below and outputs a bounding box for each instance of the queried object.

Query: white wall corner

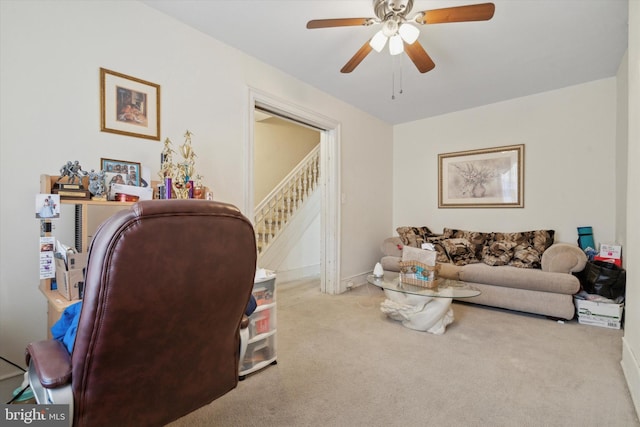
[621,337,640,418]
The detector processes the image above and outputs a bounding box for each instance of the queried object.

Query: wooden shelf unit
[39,174,135,332]
[40,174,135,252]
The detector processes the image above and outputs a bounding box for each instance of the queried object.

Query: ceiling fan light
[369,30,387,52]
[389,34,404,55]
[399,23,419,44]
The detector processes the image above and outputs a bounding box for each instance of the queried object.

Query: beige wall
[254,116,319,203]
[393,78,617,245]
[0,0,393,364]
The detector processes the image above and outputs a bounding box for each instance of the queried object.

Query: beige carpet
[169,277,638,427]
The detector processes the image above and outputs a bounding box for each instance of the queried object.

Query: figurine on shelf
[57,160,86,188]
[86,169,107,201]
[54,160,91,199]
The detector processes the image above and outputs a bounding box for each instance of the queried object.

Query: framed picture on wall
[100,68,161,140]
[438,144,524,208]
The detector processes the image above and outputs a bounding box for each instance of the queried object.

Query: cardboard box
[599,244,622,259]
[109,183,153,201]
[55,252,87,301]
[574,297,623,329]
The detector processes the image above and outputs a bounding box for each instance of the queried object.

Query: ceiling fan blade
[418,3,495,24]
[404,40,436,73]
[307,18,371,29]
[340,41,373,73]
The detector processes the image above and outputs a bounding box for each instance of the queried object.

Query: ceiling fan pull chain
[391,54,403,100]
[399,56,403,95]
[391,69,395,100]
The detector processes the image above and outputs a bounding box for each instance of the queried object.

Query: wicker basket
[398,260,440,289]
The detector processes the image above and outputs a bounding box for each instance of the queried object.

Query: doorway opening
[246,89,341,294]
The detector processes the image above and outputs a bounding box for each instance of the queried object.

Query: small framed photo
[438,144,524,208]
[35,194,60,219]
[100,68,160,140]
[101,158,141,188]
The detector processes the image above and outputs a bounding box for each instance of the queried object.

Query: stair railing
[255,145,320,254]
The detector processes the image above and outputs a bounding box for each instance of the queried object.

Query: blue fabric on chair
[51,301,82,354]
[245,295,257,316]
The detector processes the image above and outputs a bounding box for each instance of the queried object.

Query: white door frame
[245,88,341,294]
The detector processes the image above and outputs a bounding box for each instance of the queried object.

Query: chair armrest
[25,340,72,389]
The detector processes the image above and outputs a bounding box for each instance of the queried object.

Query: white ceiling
[142,0,629,125]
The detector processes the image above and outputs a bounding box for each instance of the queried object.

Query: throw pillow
[425,235,451,263]
[482,240,517,266]
[442,228,490,260]
[531,229,555,254]
[511,246,542,269]
[396,226,435,248]
[491,230,554,269]
[441,238,479,266]
[492,231,530,247]
[491,231,533,267]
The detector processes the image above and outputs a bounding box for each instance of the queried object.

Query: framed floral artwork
[100,68,160,140]
[438,144,524,208]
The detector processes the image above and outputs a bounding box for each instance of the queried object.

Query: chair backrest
[71,200,256,426]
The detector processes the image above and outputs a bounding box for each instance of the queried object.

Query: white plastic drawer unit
[240,272,277,379]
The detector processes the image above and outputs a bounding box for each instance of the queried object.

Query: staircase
[255,146,320,256]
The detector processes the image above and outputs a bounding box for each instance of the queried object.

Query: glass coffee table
[367,272,480,335]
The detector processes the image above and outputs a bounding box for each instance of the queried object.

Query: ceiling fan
[307,1,495,74]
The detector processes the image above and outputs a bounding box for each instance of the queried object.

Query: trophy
[54,160,91,199]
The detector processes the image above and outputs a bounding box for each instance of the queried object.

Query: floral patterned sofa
[379,226,588,320]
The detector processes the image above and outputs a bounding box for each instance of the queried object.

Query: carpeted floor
[169,276,639,427]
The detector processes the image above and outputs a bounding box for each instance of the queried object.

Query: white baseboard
[621,336,640,419]
[339,271,372,293]
[275,264,320,284]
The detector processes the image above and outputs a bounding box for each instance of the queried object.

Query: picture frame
[438,144,524,208]
[101,158,141,189]
[100,68,160,140]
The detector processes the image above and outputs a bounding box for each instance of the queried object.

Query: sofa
[380,227,588,320]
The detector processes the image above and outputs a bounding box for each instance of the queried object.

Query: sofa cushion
[441,238,480,266]
[459,263,580,295]
[396,226,435,248]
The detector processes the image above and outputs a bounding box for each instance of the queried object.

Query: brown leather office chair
[26,200,257,426]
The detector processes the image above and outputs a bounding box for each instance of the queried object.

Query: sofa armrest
[25,340,72,389]
[541,243,587,274]
[381,237,403,258]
